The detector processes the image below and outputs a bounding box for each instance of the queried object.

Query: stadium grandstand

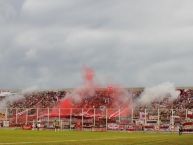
[0,87,193,132]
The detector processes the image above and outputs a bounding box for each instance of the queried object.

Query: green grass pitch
[0,129,193,145]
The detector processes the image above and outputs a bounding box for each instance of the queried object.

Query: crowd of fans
[133,89,193,122]
[76,89,113,109]
[0,88,192,130]
[0,88,192,110]
[174,89,193,109]
[0,88,192,118]
[8,90,67,110]
[0,96,5,102]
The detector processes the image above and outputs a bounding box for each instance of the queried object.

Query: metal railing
[0,108,192,131]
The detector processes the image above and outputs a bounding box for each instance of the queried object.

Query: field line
[0,137,135,145]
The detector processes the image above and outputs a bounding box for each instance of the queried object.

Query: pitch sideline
[0,137,138,145]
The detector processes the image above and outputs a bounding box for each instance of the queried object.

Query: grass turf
[0,129,193,145]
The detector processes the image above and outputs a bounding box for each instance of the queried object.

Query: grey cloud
[0,0,193,89]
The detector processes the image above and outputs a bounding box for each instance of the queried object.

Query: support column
[131,108,133,123]
[82,108,84,130]
[185,109,188,119]
[61,120,63,131]
[171,109,174,132]
[145,109,147,125]
[93,108,96,127]
[16,108,18,124]
[25,109,28,125]
[36,108,39,120]
[59,108,61,122]
[106,108,108,131]
[157,108,160,126]
[5,108,8,121]
[47,108,50,127]
[171,109,174,126]
[118,108,121,123]
[70,108,72,130]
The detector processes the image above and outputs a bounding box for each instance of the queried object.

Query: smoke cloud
[0,86,39,110]
[57,67,133,116]
[137,82,180,104]
[21,86,39,94]
[0,92,23,109]
[62,67,97,104]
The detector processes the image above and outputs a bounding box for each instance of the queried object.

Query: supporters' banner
[159,125,170,131]
[108,123,119,130]
[135,120,144,125]
[187,111,193,118]
[23,125,32,130]
[183,122,193,132]
[188,111,193,115]
[127,125,135,131]
[3,121,9,127]
[144,125,154,131]
[0,113,5,120]
[149,115,158,120]
[139,112,147,120]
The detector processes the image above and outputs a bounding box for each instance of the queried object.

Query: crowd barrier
[0,108,193,132]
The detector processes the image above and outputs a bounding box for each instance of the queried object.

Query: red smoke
[84,66,94,82]
[50,67,133,117]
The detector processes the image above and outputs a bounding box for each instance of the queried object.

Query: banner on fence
[3,121,9,127]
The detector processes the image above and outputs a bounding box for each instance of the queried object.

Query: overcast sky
[0,0,193,89]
